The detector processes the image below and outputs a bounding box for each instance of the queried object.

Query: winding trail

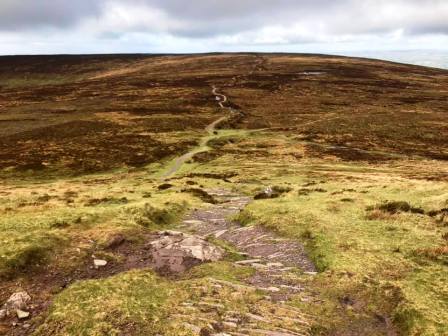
[160,64,317,334]
[213,85,228,108]
[160,86,230,179]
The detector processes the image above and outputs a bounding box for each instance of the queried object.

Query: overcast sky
[0,0,447,55]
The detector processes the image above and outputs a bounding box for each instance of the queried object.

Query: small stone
[245,313,267,322]
[93,259,107,268]
[0,309,6,320]
[280,284,302,291]
[279,267,294,271]
[235,259,261,265]
[266,262,284,267]
[267,287,281,292]
[214,230,228,238]
[183,220,204,225]
[222,321,238,329]
[16,309,30,319]
[304,271,318,276]
[251,263,268,268]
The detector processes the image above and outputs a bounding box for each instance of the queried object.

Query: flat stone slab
[149,231,224,273]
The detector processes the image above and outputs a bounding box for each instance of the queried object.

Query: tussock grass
[127,201,187,229]
[233,174,448,334]
[35,263,257,335]
[33,270,187,336]
[0,169,197,279]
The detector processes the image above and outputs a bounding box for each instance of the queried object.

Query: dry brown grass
[1,53,447,177]
[414,245,448,262]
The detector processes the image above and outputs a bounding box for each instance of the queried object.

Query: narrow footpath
[168,78,317,335]
[160,86,230,179]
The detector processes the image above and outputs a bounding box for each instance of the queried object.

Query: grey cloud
[406,23,448,36]
[0,0,103,29]
[0,0,447,40]
[130,0,346,37]
[112,0,448,39]
[145,0,339,21]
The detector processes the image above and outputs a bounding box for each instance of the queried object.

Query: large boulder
[149,231,224,273]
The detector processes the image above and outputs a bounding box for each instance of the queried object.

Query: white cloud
[0,0,447,55]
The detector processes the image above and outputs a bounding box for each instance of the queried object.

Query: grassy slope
[187,130,448,335]
[235,164,447,334]
[0,54,447,335]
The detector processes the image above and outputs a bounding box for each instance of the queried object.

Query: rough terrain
[0,53,447,336]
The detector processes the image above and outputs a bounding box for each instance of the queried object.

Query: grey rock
[251,263,268,269]
[245,313,268,322]
[3,292,31,314]
[235,259,261,265]
[304,271,318,275]
[266,262,284,267]
[149,231,223,273]
[222,321,238,329]
[213,230,228,238]
[266,287,281,292]
[93,259,107,268]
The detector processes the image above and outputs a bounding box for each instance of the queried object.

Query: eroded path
[161,77,317,335]
[212,85,228,108]
[175,189,316,336]
[160,87,229,179]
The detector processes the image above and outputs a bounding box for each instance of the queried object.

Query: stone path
[175,189,317,336]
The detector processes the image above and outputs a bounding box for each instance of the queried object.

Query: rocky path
[175,189,317,336]
[162,68,317,335]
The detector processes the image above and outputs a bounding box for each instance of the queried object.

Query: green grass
[33,270,191,336]
[155,128,250,179]
[232,169,448,335]
[0,169,198,278]
[184,261,255,283]
[33,262,257,336]
[1,123,447,335]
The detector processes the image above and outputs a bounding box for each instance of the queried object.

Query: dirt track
[160,86,230,179]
